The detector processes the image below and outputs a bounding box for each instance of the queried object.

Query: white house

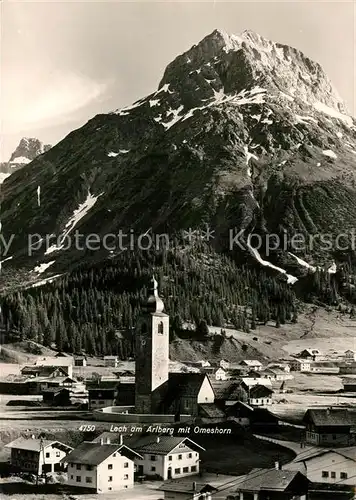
[241,377,272,389]
[219,359,230,370]
[34,357,73,378]
[296,349,323,361]
[158,481,217,500]
[241,360,263,371]
[262,368,294,381]
[120,435,205,481]
[287,447,356,486]
[267,362,291,373]
[5,437,72,475]
[290,359,312,372]
[344,350,356,362]
[62,440,141,493]
[245,384,273,406]
[214,367,227,381]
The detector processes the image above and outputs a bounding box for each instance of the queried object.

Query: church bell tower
[135,276,169,414]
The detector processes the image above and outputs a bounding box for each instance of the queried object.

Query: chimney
[106,437,111,445]
[192,482,197,492]
[275,461,280,470]
[119,434,123,445]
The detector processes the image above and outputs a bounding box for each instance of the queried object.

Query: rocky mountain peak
[9,137,52,164]
[159,29,348,114]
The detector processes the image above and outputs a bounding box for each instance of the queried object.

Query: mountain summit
[0,138,52,182]
[0,29,355,292]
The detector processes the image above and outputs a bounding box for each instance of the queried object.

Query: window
[183,467,189,473]
[56,451,60,457]
[108,476,113,482]
[86,465,93,471]
[175,468,181,474]
[124,474,129,480]
[158,321,164,334]
[331,472,336,478]
[322,471,329,478]
[191,466,197,472]
[340,472,348,479]
[108,464,113,470]
[108,487,112,491]
[178,454,182,460]
[124,462,129,468]
[86,477,92,483]
[168,456,172,461]
[70,475,74,480]
[76,464,81,470]
[150,455,156,461]
[45,453,50,458]
[151,466,156,472]
[188,453,192,459]
[76,476,81,482]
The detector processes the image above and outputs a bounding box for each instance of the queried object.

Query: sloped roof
[242,360,263,366]
[236,468,304,492]
[5,437,72,453]
[303,408,356,426]
[165,373,209,408]
[210,380,242,399]
[158,482,217,493]
[121,435,205,455]
[60,441,141,465]
[294,446,356,463]
[241,377,272,388]
[199,403,226,419]
[35,357,73,366]
[249,384,273,398]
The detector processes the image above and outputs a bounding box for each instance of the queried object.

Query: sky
[1,0,355,161]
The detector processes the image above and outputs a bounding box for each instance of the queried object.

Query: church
[134,277,215,416]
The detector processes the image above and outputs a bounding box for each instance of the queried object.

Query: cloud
[2,71,109,134]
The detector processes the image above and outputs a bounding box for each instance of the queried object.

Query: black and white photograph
[0,0,355,499]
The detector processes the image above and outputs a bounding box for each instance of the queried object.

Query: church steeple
[145,275,164,313]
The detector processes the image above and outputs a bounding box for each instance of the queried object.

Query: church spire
[145,275,164,313]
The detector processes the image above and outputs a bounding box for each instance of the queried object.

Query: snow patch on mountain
[295,115,318,125]
[31,274,63,288]
[0,173,10,184]
[34,261,55,274]
[289,252,316,272]
[10,156,31,165]
[323,150,337,159]
[313,101,353,127]
[248,243,298,284]
[45,191,103,255]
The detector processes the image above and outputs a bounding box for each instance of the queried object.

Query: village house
[103,356,119,368]
[94,434,205,480]
[226,401,253,426]
[309,362,340,374]
[286,446,356,486]
[62,440,141,493]
[34,357,74,378]
[267,362,291,373]
[290,359,312,372]
[246,384,274,406]
[342,377,356,392]
[87,381,119,410]
[344,350,356,362]
[231,467,310,500]
[5,437,72,475]
[21,365,68,379]
[165,373,215,416]
[241,360,263,371]
[296,348,323,362]
[261,368,294,381]
[42,387,71,406]
[158,481,217,500]
[219,359,230,370]
[303,408,356,446]
[210,379,243,408]
[213,367,227,381]
[74,356,87,367]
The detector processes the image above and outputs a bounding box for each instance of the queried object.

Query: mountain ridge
[0,29,355,292]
